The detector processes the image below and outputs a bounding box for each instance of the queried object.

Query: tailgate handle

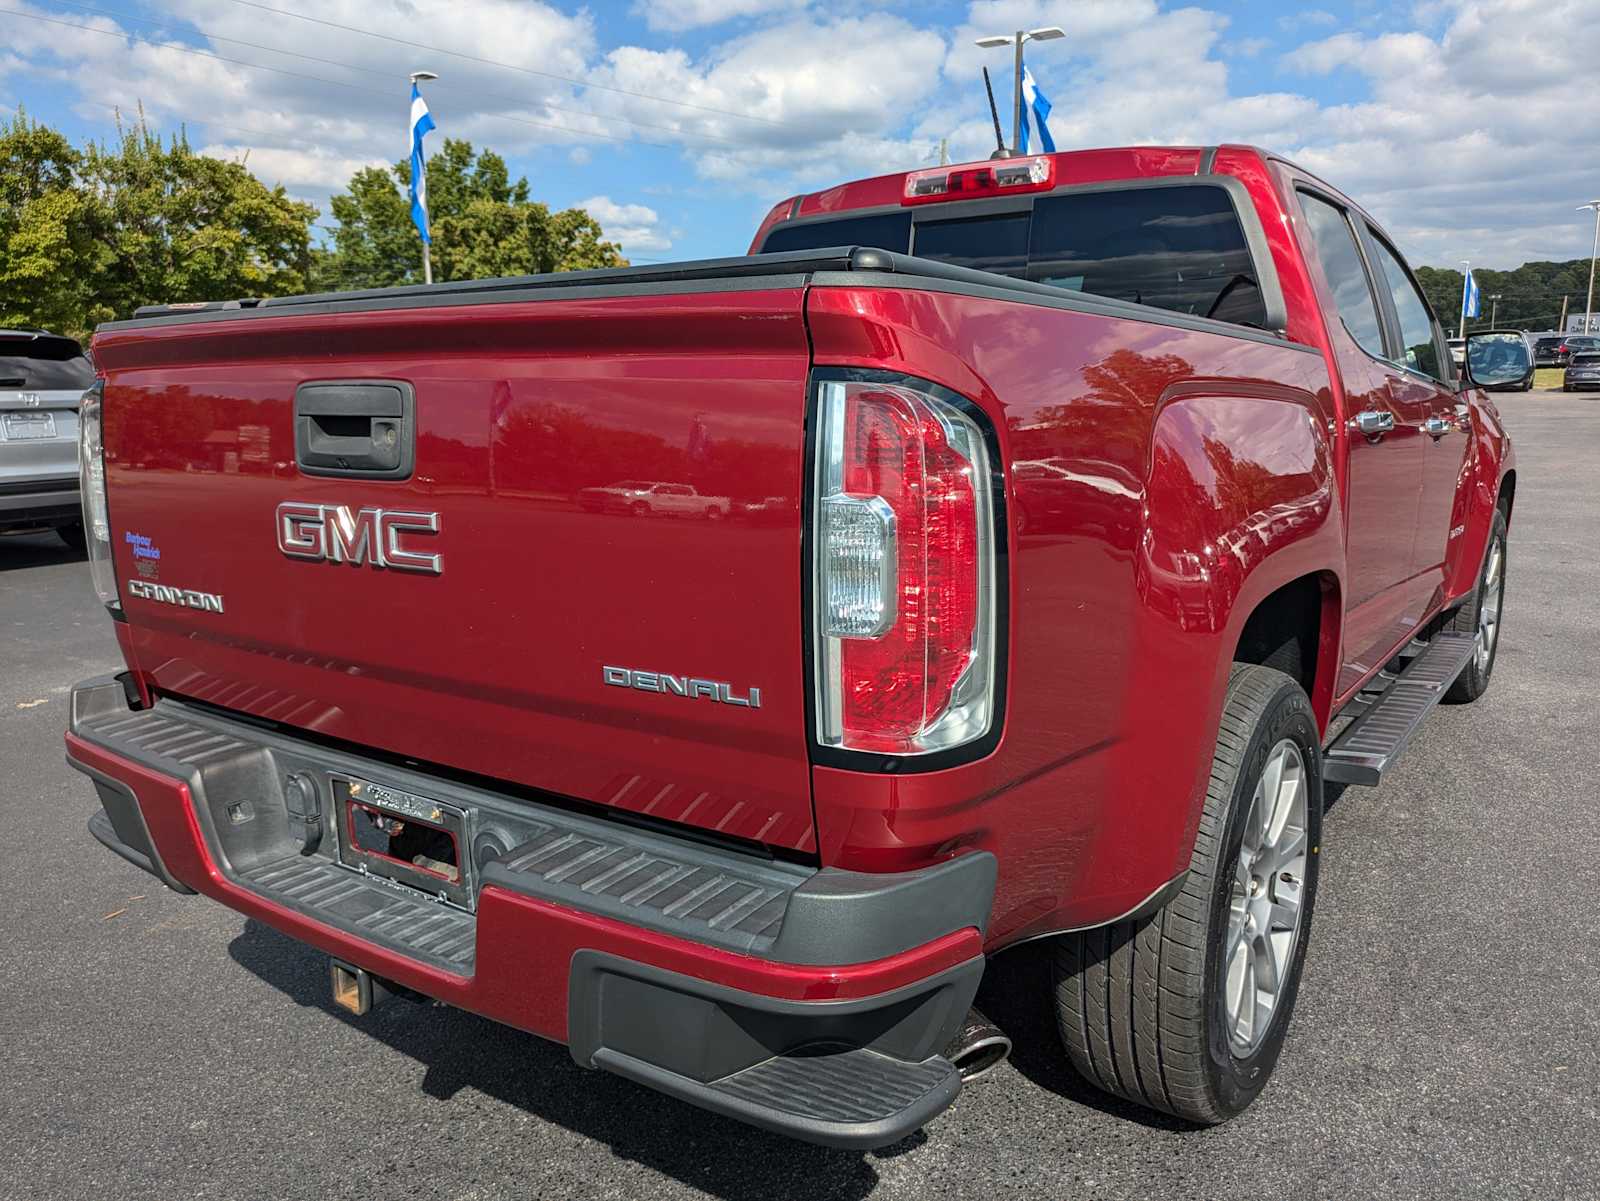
[294,380,415,479]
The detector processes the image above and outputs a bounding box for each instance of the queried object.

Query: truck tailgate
[93,288,818,853]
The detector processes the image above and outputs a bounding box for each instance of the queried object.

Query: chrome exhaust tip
[943,1008,1012,1084]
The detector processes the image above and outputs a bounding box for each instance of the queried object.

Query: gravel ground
[1,393,1595,1201]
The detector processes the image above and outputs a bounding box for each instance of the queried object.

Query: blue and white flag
[1462,269,1480,319]
[409,82,436,245]
[1019,66,1056,155]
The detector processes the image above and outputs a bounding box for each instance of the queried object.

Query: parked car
[1564,350,1600,390]
[0,328,93,546]
[1467,330,1535,391]
[67,144,1519,1150]
[578,480,729,519]
[1447,336,1466,367]
[1543,333,1600,367]
[1532,334,1567,367]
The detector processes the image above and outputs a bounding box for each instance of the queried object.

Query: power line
[39,0,739,148]
[219,0,786,129]
[0,7,670,149]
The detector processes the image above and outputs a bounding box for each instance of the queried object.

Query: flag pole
[409,70,438,286]
[1458,260,1470,339]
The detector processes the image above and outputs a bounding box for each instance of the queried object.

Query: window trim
[1359,223,1457,390]
[756,174,1290,337]
[1293,185,1391,365]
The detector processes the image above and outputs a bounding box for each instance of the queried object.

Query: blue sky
[2,0,1597,269]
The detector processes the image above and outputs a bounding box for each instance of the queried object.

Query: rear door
[1292,190,1429,691]
[93,287,822,853]
[1360,226,1470,598]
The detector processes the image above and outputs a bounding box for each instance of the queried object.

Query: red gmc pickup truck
[66,145,1524,1147]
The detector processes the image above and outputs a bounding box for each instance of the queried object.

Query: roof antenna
[982,67,1009,159]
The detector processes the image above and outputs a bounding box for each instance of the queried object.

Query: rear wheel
[1052,665,1322,1123]
[1444,507,1507,703]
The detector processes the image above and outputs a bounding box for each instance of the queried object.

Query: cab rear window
[758,212,912,257]
[756,183,1268,329]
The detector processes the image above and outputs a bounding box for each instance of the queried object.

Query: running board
[1324,631,1477,786]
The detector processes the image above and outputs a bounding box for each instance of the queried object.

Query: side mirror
[1463,330,1532,388]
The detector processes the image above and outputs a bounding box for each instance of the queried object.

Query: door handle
[294,380,415,479]
[1350,410,1395,437]
[1422,416,1451,438]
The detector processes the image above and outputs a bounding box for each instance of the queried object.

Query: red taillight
[814,378,997,756]
[902,155,1054,205]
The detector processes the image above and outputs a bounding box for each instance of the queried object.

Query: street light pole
[1579,201,1600,334]
[975,26,1064,155]
[1488,293,1501,327]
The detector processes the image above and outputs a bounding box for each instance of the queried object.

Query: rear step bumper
[64,677,991,1149]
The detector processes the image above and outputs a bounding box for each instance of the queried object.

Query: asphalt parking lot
[2,392,1596,1201]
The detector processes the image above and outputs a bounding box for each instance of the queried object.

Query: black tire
[56,522,86,552]
[1444,507,1508,703]
[1051,665,1323,1124]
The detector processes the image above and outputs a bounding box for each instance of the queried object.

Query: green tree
[320,138,626,290]
[80,118,316,324]
[0,109,110,336]
[0,109,316,339]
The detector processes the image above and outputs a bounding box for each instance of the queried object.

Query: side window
[912,213,1029,278]
[1367,233,1446,383]
[1296,192,1386,359]
[1027,185,1268,327]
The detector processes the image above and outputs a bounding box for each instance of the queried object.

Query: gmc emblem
[276,502,442,573]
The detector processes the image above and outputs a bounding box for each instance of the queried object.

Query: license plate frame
[333,777,474,910]
[2,411,57,440]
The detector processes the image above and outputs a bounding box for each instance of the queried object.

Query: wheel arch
[1230,569,1342,732]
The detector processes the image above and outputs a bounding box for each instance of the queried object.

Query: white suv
[0,329,94,548]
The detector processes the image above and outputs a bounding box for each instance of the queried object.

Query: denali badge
[127,579,225,613]
[603,665,761,708]
[276,502,442,573]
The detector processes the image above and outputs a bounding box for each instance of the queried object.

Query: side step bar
[1325,631,1477,786]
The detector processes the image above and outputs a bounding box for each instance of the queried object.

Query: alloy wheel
[1222,738,1310,1057]
[1475,540,1504,673]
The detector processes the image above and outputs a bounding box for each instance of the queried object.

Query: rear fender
[1132,381,1343,877]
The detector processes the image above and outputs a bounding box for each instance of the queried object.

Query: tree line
[0,110,626,341]
[1415,262,1595,335]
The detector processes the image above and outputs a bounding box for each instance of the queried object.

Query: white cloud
[584,13,947,183]
[1275,0,1600,264]
[198,144,387,192]
[1278,9,1339,32]
[635,0,806,33]
[1,0,603,208]
[7,0,1600,269]
[578,195,672,253]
